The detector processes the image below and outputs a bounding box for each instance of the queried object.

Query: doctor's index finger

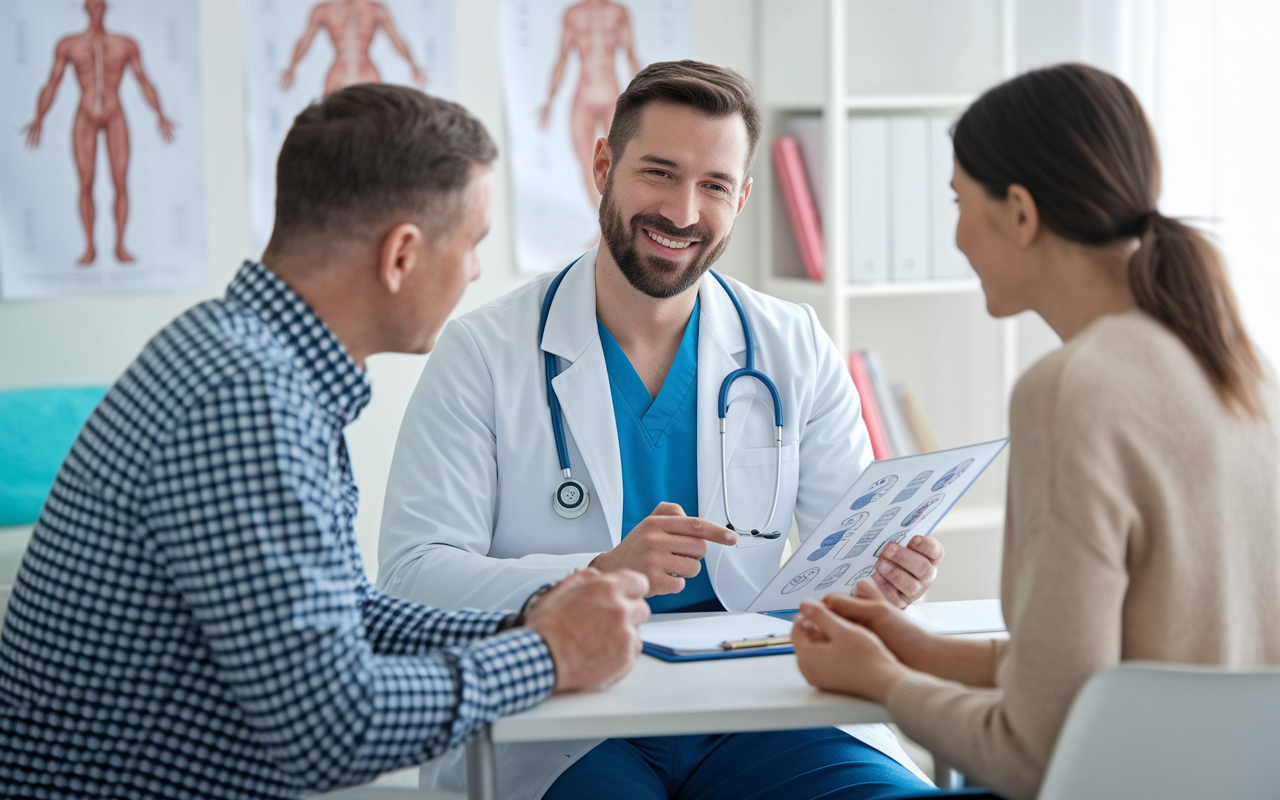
[658,514,737,545]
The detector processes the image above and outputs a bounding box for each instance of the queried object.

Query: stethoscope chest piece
[553,477,590,519]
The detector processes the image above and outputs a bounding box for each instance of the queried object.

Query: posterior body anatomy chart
[241,0,456,254]
[746,439,1008,613]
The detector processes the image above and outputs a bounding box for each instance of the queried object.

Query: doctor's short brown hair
[608,60,762,179]
[265,84,497,254]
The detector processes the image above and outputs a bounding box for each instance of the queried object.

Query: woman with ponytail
[792,63,1280,799]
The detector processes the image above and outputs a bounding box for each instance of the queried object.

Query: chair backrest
[1038,662,1280,800]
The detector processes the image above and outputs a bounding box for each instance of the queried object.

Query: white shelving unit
[757,0,1020,565]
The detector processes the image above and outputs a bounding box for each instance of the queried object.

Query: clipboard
[641,643,794,662]
[640,612,794,662]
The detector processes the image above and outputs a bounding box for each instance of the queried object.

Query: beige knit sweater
[886,308,1280,800]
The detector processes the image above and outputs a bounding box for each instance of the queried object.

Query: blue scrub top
[597,298,725,613]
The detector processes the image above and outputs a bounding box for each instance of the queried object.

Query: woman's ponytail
[954,63,1265,416]
[1129,213,1263,415]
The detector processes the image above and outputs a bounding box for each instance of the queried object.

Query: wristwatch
[497,583,554,632]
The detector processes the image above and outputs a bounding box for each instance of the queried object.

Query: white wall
[0,0,758,582]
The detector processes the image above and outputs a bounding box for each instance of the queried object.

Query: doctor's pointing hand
[588,502,738,597]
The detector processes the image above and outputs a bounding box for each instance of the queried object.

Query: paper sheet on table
[641,613,791,656]
[905,599,1005,634]
[746,439,1008,613]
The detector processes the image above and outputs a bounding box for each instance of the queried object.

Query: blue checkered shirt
[0,261,556,798]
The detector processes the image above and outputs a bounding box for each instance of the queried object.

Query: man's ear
[378,222,427,294]
[736,176,753,215]
[1005,183,1041,248]
[592,138,612,196]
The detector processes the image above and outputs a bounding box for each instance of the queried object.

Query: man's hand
[871,535,944,607]
[588,502,738,596]
[525,567,650,692]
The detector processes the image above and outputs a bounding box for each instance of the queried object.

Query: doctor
[379,61,942,799]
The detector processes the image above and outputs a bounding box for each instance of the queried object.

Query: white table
[464,649,898,800]
[462,604,1008,800]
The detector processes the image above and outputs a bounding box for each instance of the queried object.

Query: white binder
[889,116,929,281]
[848,116,890,283]
[929,116,973,280]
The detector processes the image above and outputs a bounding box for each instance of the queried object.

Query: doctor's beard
[598,177,733,299]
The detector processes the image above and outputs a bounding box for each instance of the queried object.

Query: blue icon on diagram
[932,459,975,492]
[808,529,848,561]
[851,475,898,510]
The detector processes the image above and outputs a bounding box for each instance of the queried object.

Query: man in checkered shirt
[0,85,651,799]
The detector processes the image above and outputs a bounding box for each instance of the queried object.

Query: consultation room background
[3,0,1278,605]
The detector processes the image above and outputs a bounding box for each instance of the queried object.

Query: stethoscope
[539,263,784,539]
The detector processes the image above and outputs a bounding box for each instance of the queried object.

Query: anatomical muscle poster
[241,0,457,255]
[498,0,695,274]
[0,0,206,299]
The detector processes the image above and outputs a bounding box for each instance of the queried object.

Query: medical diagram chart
[0,0,206,299]
[745,439,1008,613]
[240,0,456,254]
[497,0,695,274]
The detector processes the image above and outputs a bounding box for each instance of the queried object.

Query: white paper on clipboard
[745,439,1008,613]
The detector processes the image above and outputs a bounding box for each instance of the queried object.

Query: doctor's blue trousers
[541,727,931,800]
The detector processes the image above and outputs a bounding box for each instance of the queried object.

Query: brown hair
[954,63,1264,416]
[265,84,497,253]
[608,60,762,179]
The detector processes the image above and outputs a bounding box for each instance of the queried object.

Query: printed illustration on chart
[807,511,869,562]
[278,0,427,97]
[497,0,696,274]
[241,0,457,254]
[0,0,206,298]
[745,439,1008,613]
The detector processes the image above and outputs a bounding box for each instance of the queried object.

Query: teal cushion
[0,386,108,526]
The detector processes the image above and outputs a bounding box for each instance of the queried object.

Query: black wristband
[496,583,554,632]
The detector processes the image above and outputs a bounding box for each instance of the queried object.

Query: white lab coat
[378,248,928,798]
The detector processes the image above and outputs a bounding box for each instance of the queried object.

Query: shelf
[769,95,978,115]
[933,505,1004,535]
[845,279,982,299]
[765,276,982,302]
[844,94,977,112]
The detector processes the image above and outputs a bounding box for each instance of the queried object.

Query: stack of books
[847,350,937,460]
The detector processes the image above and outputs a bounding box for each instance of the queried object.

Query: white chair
[1037,662,1280,800]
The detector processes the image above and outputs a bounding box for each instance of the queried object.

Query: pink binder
[772,136,825,281]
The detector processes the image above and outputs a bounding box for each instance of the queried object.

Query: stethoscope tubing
[540,263,784,535]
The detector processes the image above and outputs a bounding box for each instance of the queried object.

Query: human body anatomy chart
[746,439,1008,613]
[0,0,206,299]
[497,0,694,274]
[241,0,456,253]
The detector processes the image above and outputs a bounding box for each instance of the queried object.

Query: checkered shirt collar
[228,260,372,426]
